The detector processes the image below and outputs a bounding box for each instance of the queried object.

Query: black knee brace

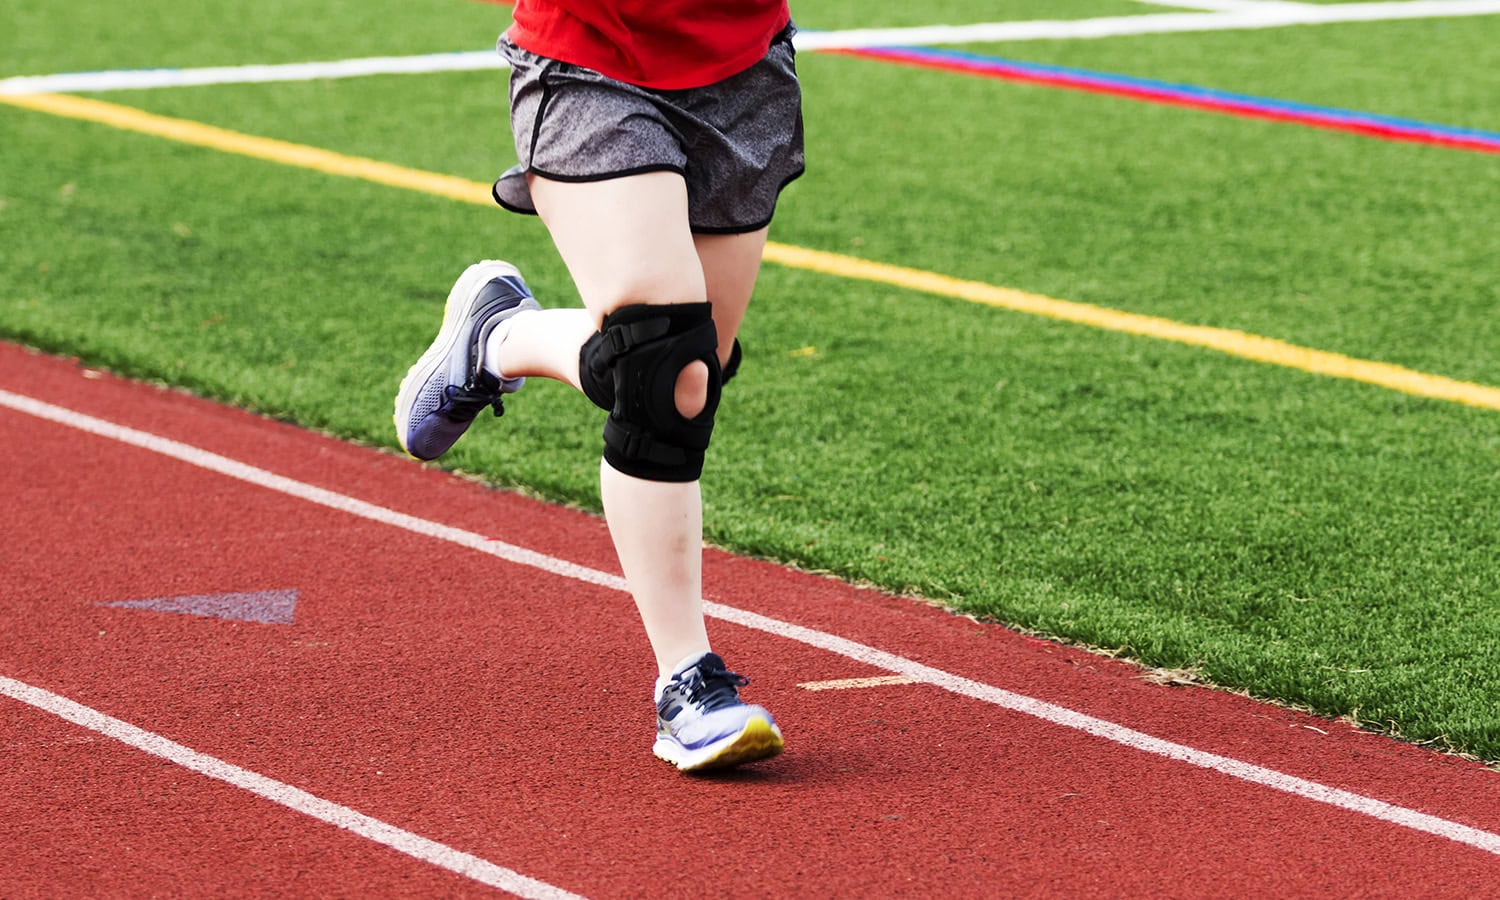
[579,302,722,482]
[582,335,743,410]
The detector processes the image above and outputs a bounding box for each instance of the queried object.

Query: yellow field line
[0,92,491,206]
[8,91,1500,414]
[762,244,1500,411]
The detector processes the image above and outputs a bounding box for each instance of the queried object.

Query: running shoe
[654,653,784,772]
[394,261,540,461]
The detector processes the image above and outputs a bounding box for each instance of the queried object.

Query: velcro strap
[603,418,687,467]
[599,318,673,364]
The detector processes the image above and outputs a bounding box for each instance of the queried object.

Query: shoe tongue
[471,369,501,392]
[667,651,715,679]
[656,651,717,703]
[687,653,728,680]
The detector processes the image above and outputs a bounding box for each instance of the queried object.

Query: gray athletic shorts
[492,25,804,234]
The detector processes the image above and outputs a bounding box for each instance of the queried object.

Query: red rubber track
[3,341,1500,898]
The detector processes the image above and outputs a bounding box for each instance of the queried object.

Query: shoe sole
[655,715,785,773]
[393,260,524,459]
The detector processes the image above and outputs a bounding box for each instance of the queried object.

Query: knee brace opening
[580,302,722,482]
[674,359,711,420]
[583,336,742,410]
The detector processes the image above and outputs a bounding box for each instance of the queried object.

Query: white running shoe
[653,653,784,772]
[393,261,540,460]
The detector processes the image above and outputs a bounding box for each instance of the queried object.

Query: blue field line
[866,45,1500,149]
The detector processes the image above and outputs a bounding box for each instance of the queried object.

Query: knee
[675,360,710,420]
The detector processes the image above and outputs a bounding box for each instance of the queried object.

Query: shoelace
[677,664,750,713]
[440,380,505,422]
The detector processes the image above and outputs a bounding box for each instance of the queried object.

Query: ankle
[482,310,530,379]
[655,649,712,698]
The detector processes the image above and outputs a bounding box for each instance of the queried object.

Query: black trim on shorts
[687,165,807,235]
[492,181,536,216]
[527,65,557,167]
[529,163,686,184]
[690,221,771,236]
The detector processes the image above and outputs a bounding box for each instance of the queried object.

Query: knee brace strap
[579,302,722,482]
[581,337,742,410]
[721,337,743,385]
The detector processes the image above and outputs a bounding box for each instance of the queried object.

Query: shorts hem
[493,187,538,217]
[529,163,685,184]
[688,166,806,235]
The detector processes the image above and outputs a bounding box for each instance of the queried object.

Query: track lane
[4,342,1500,897]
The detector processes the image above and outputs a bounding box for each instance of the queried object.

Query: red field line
[829,47,1500,156]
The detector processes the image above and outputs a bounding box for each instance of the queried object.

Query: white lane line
[4,1,1500,95]
[799,675,919,691]
[0,676,583,900]
[4,385,1500,858]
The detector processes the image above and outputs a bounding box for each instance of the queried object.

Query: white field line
[1128,0,1316,12]
[0,52,507,95]
[0,675,582,899]
[4,1,1500,95]
[795,1,1500,50]
[4,384,1500,857]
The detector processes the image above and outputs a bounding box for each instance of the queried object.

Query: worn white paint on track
[4,382,1500,858]
[798,675,919,691]
[3,0,1499,95]
[0,674,585,900]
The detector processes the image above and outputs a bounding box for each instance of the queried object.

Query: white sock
[482,318,517,381]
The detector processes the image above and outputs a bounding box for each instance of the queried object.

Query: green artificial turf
[2,0,510,77]
[4,0,1499,760]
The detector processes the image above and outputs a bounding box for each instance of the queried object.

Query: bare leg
[475,176,773,677]
[491,217,769,385]
[486,307,594,391]
[521,171,715,677]
[694,228,770,367]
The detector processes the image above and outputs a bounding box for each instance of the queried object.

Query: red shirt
[508,0,791,90]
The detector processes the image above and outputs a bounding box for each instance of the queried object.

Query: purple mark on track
[106,589,298,625]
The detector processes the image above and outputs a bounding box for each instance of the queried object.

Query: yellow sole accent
[684,717,785,772]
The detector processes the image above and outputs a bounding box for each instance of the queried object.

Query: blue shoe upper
[400,274,535,460]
